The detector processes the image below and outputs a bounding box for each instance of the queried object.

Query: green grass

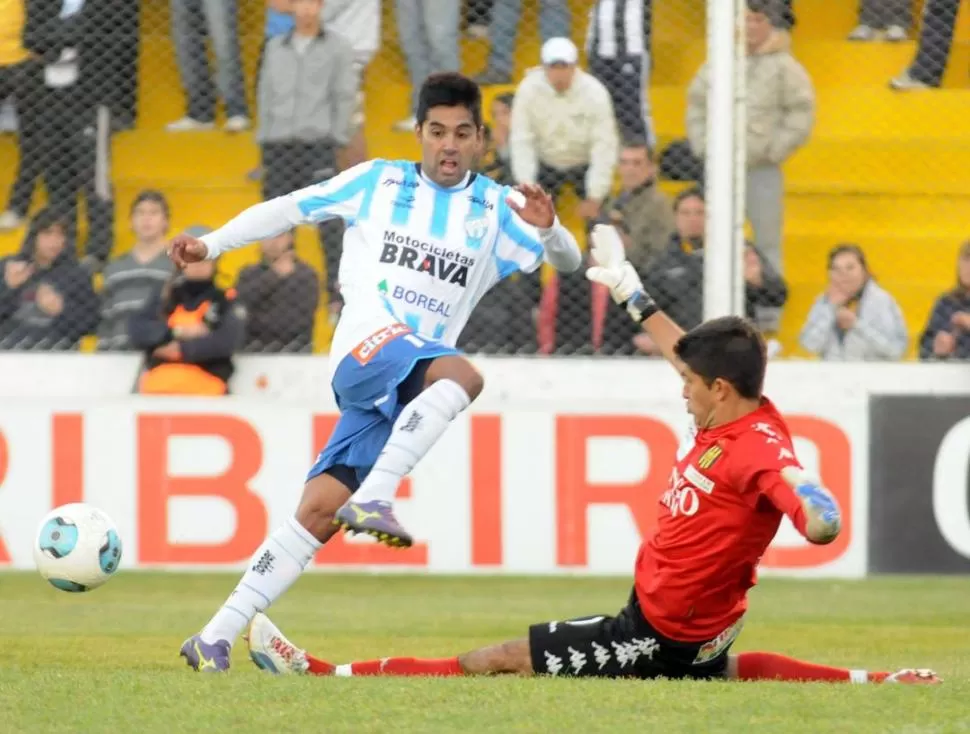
[0,573,968,733]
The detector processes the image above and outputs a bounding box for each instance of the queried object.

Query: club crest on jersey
[464,216,489,250]
[697,444,723,469]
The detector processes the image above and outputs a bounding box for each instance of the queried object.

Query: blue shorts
[307,324,459,490]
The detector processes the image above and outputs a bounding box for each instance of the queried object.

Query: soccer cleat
[885,668,942,685]
[333,500,414,548]
[245,613,309,675]
[179,634,231,673]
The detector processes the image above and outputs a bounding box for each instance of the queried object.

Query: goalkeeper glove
[780,466,842,544]
[585,224,658,324]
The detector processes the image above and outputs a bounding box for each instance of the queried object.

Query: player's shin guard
[352,379,471,505]
[736,652,886,683]
[328,656,464,677]
[199,517,321,646]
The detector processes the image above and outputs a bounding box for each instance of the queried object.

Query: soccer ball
[33,503,123,592]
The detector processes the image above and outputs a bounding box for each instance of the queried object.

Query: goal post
[703,0,748,321]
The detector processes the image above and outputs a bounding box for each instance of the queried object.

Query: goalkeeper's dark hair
[417,73,483,128]
[674,316,766,400]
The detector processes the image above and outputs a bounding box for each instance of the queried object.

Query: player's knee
[426,356,485,401]
[460,367,485,401]
[294,472,353,542]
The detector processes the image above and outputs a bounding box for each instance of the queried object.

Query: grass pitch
[0,573,966,733]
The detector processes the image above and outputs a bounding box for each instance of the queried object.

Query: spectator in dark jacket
[258,0,356,323]
[11,0,116,269]
[0,208,97,349]
[129,256,243,395]
[97,191,176,351]
[236,230,319,353]
[919,240,970,361]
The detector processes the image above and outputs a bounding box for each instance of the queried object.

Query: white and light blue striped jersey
[285,158,547,368]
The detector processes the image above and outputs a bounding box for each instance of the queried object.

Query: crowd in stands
[0,0,965,391]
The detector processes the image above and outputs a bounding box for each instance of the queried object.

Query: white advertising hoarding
[0,356,886,578]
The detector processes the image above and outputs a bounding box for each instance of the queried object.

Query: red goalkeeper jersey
[634,398,809,642]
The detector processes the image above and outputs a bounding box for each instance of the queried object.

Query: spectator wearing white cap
[509,37,619,222]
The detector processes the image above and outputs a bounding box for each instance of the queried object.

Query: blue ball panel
[99,529,122,575]
[39,517,79,559]
[48,578,88,592]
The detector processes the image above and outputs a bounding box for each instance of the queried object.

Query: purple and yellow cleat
[333,499,413,548]
[179,634,231,673]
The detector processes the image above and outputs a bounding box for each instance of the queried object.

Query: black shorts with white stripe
[527,589,737,679]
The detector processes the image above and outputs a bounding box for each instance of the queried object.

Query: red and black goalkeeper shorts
[528,588,741,680]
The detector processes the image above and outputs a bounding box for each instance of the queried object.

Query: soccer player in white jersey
[171,73,582,672]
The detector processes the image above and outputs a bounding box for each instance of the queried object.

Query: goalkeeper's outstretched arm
[585,224,686,365]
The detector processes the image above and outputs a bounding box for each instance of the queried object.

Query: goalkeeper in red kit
[243,226,940,686]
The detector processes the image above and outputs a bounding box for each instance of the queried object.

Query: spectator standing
[799,244,908,361]
[97,191,176,351]
[0,0,40,230]
[687,0,815,271]
[890,0,960,89]
[129,253,243,396]
[236,230,320,353]
[392,0,459,131]
[510,37,619,221]
[323,0,380,167]
[0,208,98,350]
[258,0,356,320]
[260,0,380,167]
[15,0,116,267]
[258,0,356,200]
[586,0,655,149]
[167,0,250,132]
[474,0,571,85]
[849,0,911,41]
[919,241,970,361]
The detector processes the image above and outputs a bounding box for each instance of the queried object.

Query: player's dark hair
[417,72,483,128]
[131,189,171,220]
[674,316,766,400]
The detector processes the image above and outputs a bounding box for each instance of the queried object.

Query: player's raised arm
[503,183,581,273]
[743,461,842,545]
[585,224,685,364]
[169,161,379,266]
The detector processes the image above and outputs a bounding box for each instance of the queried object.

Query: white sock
[352,379,471,504]
[334,664,353,677]
[200,517,321,646]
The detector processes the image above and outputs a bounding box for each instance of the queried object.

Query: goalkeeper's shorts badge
[693,616,744,665]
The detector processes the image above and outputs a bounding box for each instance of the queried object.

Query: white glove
[585,224,656,323]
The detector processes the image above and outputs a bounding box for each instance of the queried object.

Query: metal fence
[0,0,966,364]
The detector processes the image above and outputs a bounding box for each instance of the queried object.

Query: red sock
[344,656,463,677]
[306,654,335,676]
[736,652,887,683]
